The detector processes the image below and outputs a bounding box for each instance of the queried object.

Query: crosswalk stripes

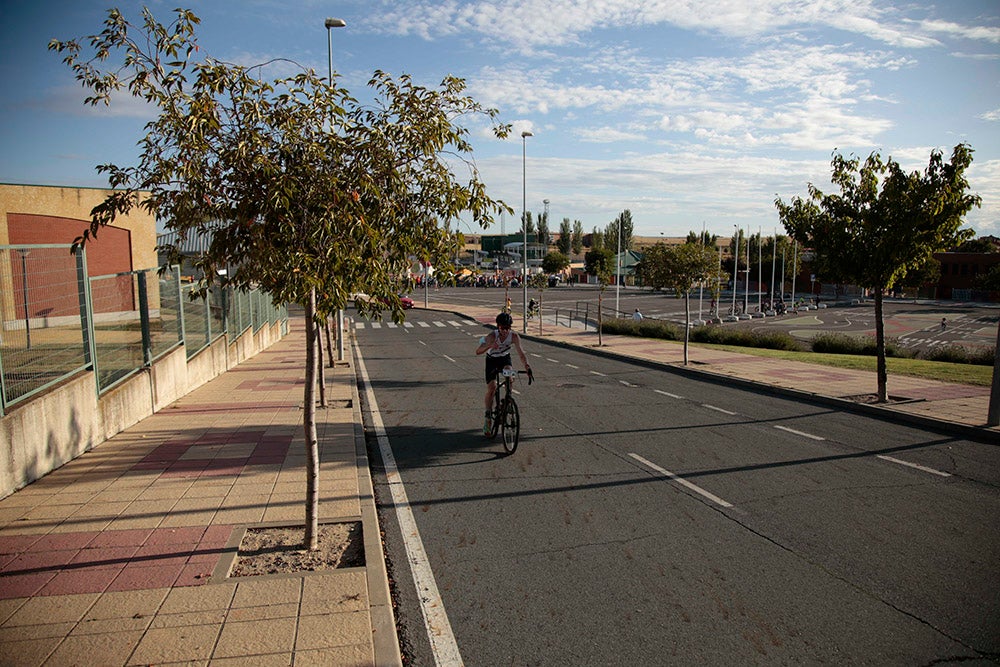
[353,318,482,331]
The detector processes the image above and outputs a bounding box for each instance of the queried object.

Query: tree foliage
[557,218,572,255]
[776,144,981,401]
[639,242,718,364]
[50,7,512,548]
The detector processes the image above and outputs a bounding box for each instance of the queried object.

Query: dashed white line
[590,371,606,377]
[566,364,579,369]
[655,389,683,399]
[774,425,825,441]
[442,355,456,364]
[546,358,559,364]
[629,453,733,508]
[876,455,951,477]
[619,380,637,387]
[703,404,737,415]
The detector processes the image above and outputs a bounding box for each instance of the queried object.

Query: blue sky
[1,0,998,239]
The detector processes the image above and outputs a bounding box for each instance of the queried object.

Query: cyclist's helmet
[495,312,513,328]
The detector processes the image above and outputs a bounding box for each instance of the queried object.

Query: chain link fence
[1,244,287,415]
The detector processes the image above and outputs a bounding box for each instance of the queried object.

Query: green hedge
[601,318,994,364]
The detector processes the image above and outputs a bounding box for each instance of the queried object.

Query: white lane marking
[546,358,559,363]
[703,404,737,415]
[387,323,398,329]
[356,322,366,329]
[433,321,446,327]
[448,321,463,326]
[354,346,463,666]
[442,355,456,364]
[619,380,637,387]
[655,389,683,399]
[418,321,431,328]
[403,322,414,328]
[774,425,826,441]
[590,371,606,377]
[629,453,734,509]
[566,364,579,369]
[877,455,952,477]
[371,322,382,329]
[530,353,542,358]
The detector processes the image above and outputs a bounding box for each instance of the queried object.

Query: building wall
[0,183,157,323]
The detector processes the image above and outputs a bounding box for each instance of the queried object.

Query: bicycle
[489,367,531,454]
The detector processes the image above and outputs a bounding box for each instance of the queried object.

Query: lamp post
[732,226,739,317]
[521,130,533,333]
[325,17,346,360]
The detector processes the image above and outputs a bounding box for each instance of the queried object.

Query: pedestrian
[941,317,947,331]
[632,308,643,321]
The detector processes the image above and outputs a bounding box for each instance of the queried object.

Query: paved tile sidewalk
[0,312,399,666]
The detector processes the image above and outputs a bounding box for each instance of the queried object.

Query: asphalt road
[413,284,999,353]
[355,307,1000,665]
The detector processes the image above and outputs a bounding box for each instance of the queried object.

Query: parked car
[399,295,414,309]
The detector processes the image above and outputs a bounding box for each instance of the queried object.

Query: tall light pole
[521,130,533,333]
[326,17,346,360]
[732,226,739,317]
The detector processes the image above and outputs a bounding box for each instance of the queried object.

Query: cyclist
[476,312,532,435]
[527,298,538,319]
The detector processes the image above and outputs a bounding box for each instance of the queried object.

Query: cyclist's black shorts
[485,354,512,384]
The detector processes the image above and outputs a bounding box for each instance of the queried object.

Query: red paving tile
[0,534,43,554]
[31,532,96,551]
[0,571,57,598]
[38,567,119,596]
[175,562,215,587]
[88,528,153,548]
[69,545,140,569]
[108,564,184,592]
[146,526,206,545]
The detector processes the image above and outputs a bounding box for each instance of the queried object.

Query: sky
[1,0,998,240]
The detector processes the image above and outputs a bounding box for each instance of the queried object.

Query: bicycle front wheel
[501,396,520,454]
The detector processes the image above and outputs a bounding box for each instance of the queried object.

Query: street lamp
[521,130,533,333]
[325,17,346,360]
[732,226,739,317]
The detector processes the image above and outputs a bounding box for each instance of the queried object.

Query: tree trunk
[597,289,603,346]
[324,317,335,368]
[874,287,888,403]
[538,291,543,336]
[683,292,691,365]
[316,319,327,408]
[303,290,320,550]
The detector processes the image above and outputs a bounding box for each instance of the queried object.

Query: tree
[521,210,535,238]
[542,250,570,275]
[591,227,605,250]
[662,243,719,364]
[536,208,549,245]
[52,7,511,549]
[585,248,614,346]
[605,209,634,253]
[572,220,584,255]
[557,218,572,254]
[776,144,981,402]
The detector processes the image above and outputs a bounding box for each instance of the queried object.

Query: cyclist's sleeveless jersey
[486,329,513,358]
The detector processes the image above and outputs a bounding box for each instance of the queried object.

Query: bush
[601,317,681,340]
[922,344,996,366]
[810,332,914,358]
[688,324,801,351]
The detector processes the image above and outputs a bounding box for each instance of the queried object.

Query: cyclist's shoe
[483,412,492,436]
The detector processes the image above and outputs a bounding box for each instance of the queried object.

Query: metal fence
[0,244,287,416]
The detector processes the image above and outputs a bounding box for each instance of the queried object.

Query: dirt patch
[230,522,364,577]
[841,394,915,405]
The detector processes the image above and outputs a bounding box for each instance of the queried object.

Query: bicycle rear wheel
[501,396,520,454]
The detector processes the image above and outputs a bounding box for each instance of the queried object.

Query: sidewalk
[426,300,1000,443]
[0,313,399,666]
